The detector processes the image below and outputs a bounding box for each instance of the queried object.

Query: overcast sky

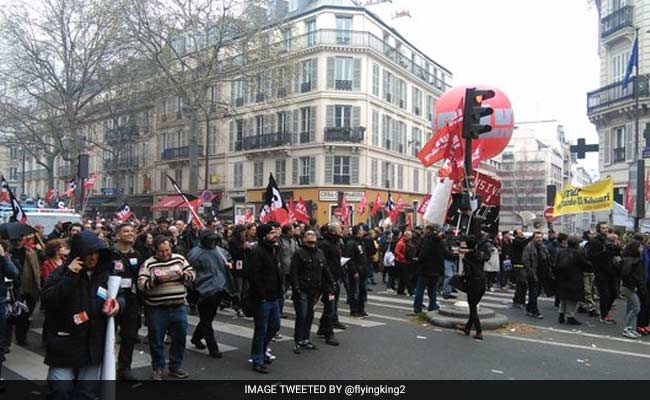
[369,0,601,175]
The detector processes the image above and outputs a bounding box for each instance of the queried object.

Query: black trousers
[396,262,414,295]
[466,281,486,333]
[292,290,320,344]
[595,273,618,318]
[0,311,7,378]
[637,283,650,327]
[512,267,528,304]
[319,282,340,337]
[10,294,36,344]
[117,299,141,372]
[191,293,223,353]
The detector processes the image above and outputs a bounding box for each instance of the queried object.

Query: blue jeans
[414,275,439,313]
[145,305,188,371]
[442,260,457,296]
[251,299,281,366]
[47,365,101,400]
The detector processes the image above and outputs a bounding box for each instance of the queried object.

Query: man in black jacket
[345,225,368,317]
[511,229,530,309]
[589,223,621,324]
[112,223,144,381]
[247,224,283,374]
[361,225,378,287]
[413,225,444,313]
[41,231,124,399]
[290,231,335,353]
[317,223,347,340]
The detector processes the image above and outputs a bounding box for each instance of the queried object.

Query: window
[382,162,394,189]
[254,161,264,187]
[9,167,17,181]
[299,157,312,185]
[275,159,286,185]
[613,126,626,163]
[383,71,393,103]
[232,80,246,106]
[300,107,311,133]
[397,79,407,109]
[411,127,422,157]
[301,59,314,92]
[426,96,434,122]
[427,171,432,193]
[372,63,380,96]
[334,57,353,90]
[9,147,18,160]
[611,51,630,83]
[128,175,135,195]
[277,111,288,133]
[160,170,167,191]
[233,162,243,188]
[335,105,352,128]
[336,16,352,44]
[371,159,378,187]
[255,116,263,136]
[333,156,350,184]
[174,168,183,190]
[372,110,379,146]
[282,28,292,51]
[397,165,404,190]
[412,87,422,116]
[209,127,218,155]
[413,169,420,193]
[305,19,316,46]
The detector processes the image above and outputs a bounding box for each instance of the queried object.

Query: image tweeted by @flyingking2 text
[244,384,407,397]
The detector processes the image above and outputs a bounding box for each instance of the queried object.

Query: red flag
[294,197,311,224]
[417,194,432,215]
[2,176,27,224]
[63,179,76,198]
[370,193,382,216]
[645,175,650,203]
[406,213,413,230]
[287,198,296,223]
[167,175,205,229]
[417,100,463,168]
[341,194,350,225]
[84,174,97,191]
[358,192,367,215]
[625,183,634,214]
[259,173,289,226]
[46,188,56,203]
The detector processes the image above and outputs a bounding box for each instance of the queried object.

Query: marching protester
[41,239,70,285]
[279,224,299,319]
[620,240,644,338]
[511,229,529,309]
[247,224,283,374]
[138,236,196,380]
[41,231,123,399]
[0,241,19,390]
[521,231,550,319]
[317,223,347,341]
[187,229,236,358]
[135,231,155,260]
[394,231,415,296]
[441,229,459,299]
[457,235,486,340]
[413,225,444,314]
[112,223,144,381]
[228,224,249,317]
[345,225,369,318]
[7,234,41,347]
[290,231,335,353]
[554,235,591,325]
[589,223,622,324]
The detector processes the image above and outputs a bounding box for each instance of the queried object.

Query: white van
[0,206,82,234]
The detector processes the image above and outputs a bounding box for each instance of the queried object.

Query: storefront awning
[150,195,198,212]
[85,196,117,208]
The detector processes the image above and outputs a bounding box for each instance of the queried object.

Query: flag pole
[634,27,642,231]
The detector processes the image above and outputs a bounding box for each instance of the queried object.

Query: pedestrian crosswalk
[2,284,535,380]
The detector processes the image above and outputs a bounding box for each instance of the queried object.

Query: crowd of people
[0,214,649,397]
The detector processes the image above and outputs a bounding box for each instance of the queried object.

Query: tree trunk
[189,108,199,195]
[46,156,55,190]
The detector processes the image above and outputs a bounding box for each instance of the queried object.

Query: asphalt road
[5,275,650,382]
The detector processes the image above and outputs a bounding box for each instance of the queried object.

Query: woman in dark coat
[555,235,591,325]
[458,236,486,340]
[228,225,249,317]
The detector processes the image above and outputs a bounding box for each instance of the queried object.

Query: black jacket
[554,248,590,302]
[318,234,344,281]
[511,236,529,265]
[227,238,248,278]
[41,231,126,368]
[111,246,144,304]
[247,240,283,302]
[416,233,445,278]
[462,250,486,283]
[344,237,368,277]
[588,234,621,276]
[621,256,644,291]
[290,245,334,294]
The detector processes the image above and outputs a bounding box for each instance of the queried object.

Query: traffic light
[462,88,495,139]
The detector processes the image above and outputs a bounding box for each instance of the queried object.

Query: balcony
[587,74,649,115]
[601,5,633,39]
[161,145,204,161]
[103,156,141,171]
[335,80,352,91]
[613,147,626,163]
[240,132,293,151]
[105,125,140,142]
[255,93,266,103]
[299,132,312,143]
[324,127,365,143]
[301,82,312,93]
[333,175,350,185]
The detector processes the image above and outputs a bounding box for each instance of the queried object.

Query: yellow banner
[553,177,614,216]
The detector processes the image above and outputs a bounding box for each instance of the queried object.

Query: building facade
[16,0,456,225]
[587,0,650,209]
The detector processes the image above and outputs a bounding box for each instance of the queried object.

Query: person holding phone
[0,241,19,392]
[41,231,124,399]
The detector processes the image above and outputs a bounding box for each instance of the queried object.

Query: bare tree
[120,0,291,194]
[0,0,129,204]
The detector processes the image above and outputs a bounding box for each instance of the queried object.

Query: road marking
[281,301,385,328]
[517,324,650,347]
[490,333,650,360]
[365,294,509,310]
[3,344,49,381]
[186,315,291,342]
[136,327,238,354]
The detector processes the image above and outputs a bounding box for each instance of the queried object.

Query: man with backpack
[588,223,622,324]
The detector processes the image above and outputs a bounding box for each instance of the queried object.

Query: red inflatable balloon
[432,85,514,160]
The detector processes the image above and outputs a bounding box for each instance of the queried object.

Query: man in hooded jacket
[41,231,124,400]
[187,230,236,358]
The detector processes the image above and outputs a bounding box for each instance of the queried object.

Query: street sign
[544,207,557,223]
[570,138,599,159]
[201,190,214,202]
